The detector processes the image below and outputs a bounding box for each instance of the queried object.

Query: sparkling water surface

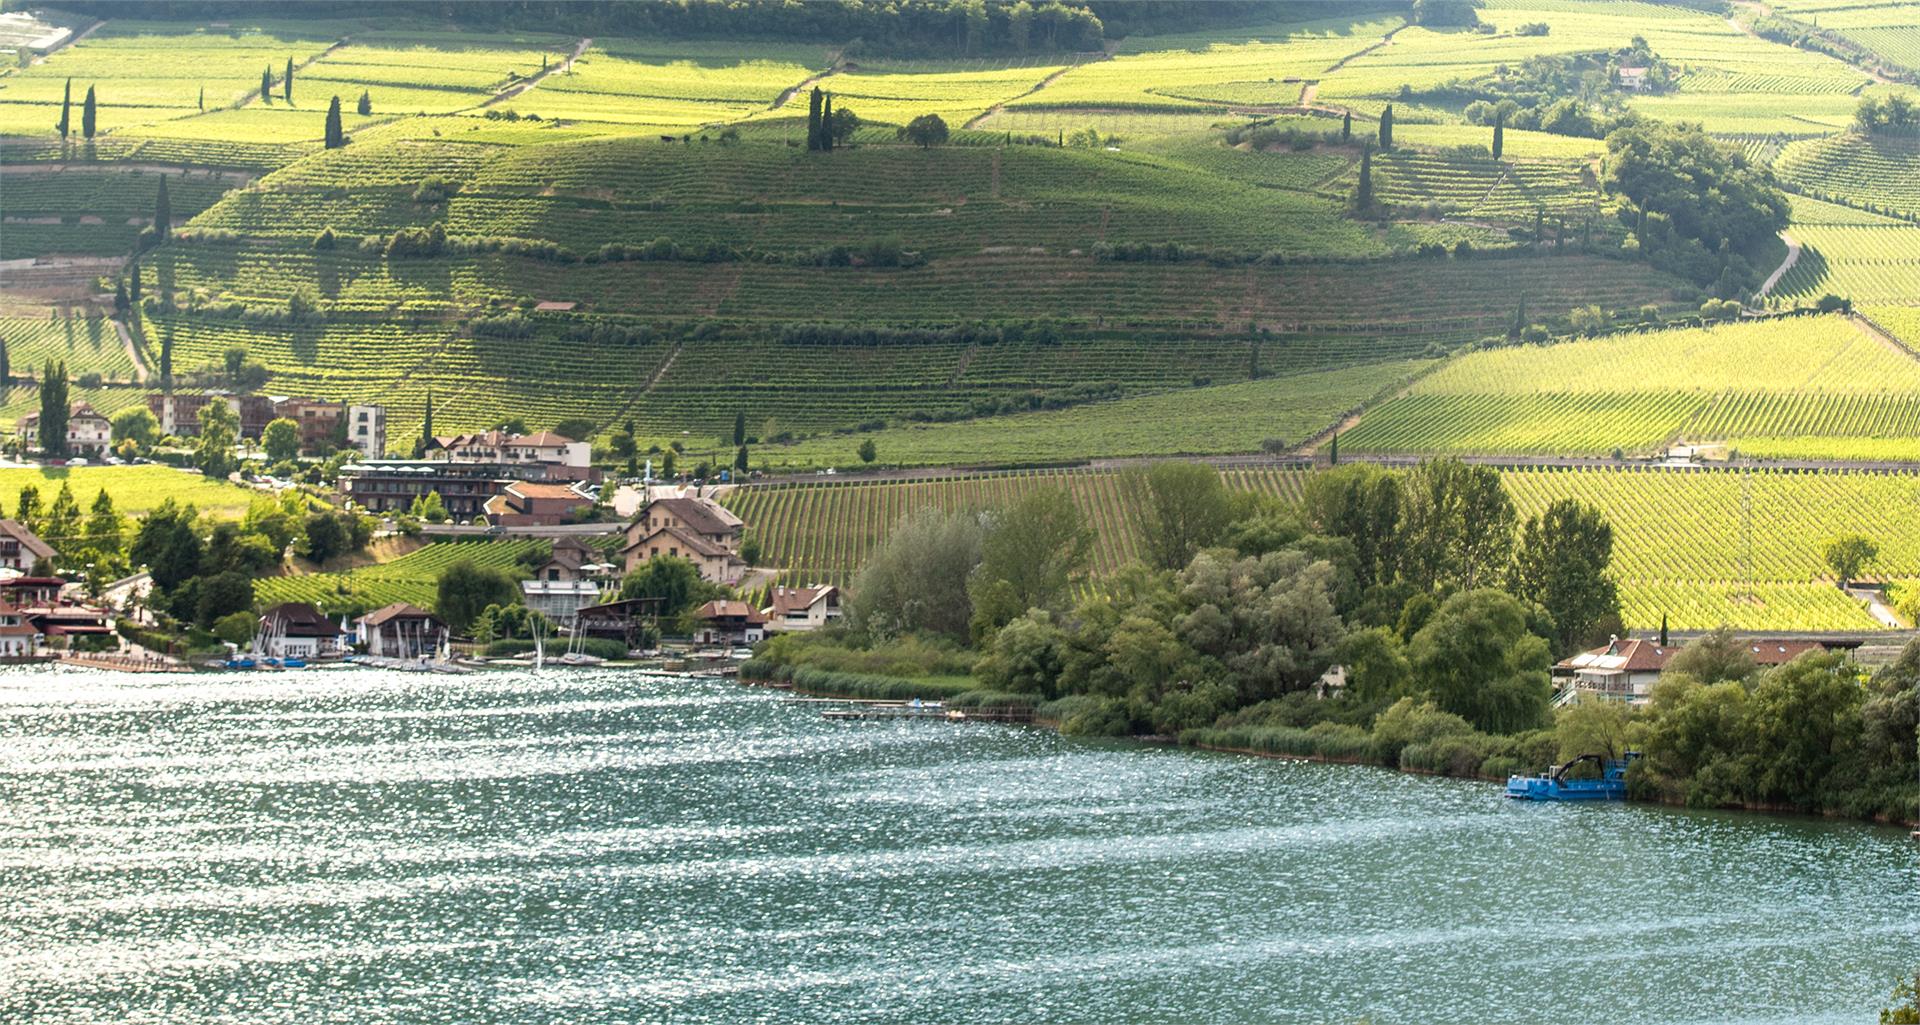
[2,667,1916,1024]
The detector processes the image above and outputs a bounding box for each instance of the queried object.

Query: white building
[348,404,387,459]
[762,585,842,633]
[17,401,112,457]
[257,602,347,659]
[427,430,589,468]
[0,600,41,657]
[0,520,56,573]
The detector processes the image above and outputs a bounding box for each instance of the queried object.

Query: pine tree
[261,67,272,104]
[1378,103,1393,149]
[324,95,344,149]
[357,90,371,116]
[283,57,293,102]
[1340,109,1351,142]
[806,86,823,151]
[57,78,71,137]
[81,85,96,139]
[1492,117,1504,159]
[154,175,171,242]
[822,93,834,151]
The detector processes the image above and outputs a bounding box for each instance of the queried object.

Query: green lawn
[0,464,262,519]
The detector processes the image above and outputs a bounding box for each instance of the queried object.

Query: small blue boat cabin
[1506,752,1640,801]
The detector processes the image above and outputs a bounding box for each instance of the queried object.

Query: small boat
[1506,752,1639,802]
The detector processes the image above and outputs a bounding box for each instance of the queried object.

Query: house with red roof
[621,496,747,585]
[762,585,841,633]
[691,600,766,646]
[1556,636,1827,704]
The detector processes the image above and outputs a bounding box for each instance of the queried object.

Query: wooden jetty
[812,699,1035,724]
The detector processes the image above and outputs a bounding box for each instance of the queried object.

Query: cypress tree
[806,86,823,151]
[357,90,371,116]
[198,84,204,111]
[822,93,834,151]
[1510,295,1526,339]
[1492,117,1504,159]
[113,280,128,315]
[57,78,70,137]
[81,85,96,139]
[1533,208,1544,248]
[1340,109,1351,142]
[733,411,745,446]
[324,95,344,149]
[284,57,293,102]
[130,263,142,306]
[1378,103,1393,149]
[424,388,434,440]
[154,175,171,241]
[734,445,749,472]
[0,332,10,390]
[261,67,272,103]
[1659,613,1668,647]
[1354,145,1373,211]
[1328,433,1338,465]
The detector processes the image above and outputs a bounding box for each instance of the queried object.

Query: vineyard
[1775,134,1920,219]
[253,538,547,612]
[754,359,1429,469]
[722,463,1920,631]
[0,312,137,382]
[1341,316,1920,459]
[1774,223,1920,306]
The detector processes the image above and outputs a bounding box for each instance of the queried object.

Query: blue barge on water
[1506,752,1639,801]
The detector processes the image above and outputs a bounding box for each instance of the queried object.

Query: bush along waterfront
[744,459,1920,827]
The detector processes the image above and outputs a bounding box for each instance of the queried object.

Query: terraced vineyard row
[1340,392,1701,456]
[254,539,547,612]
[1341,316,1920,459]
[0,314,137,381]
[723,464,1920,630]
[1775,224,1920,305]
[1775,134,1920,219]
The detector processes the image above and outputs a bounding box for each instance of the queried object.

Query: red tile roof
[695,600,766,624]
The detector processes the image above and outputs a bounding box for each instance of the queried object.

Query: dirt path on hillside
[1852,311,1920,360]
[772,50,847,112]
[487,36,593,107]
[964,58,1101,129]
[1292,21,1404,116]
[112,315,149,384]
[1755,231,1801,299]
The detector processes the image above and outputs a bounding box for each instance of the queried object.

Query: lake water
[2,667,1916,1024]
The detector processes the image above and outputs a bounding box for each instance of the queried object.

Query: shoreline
[742,674,1920,833]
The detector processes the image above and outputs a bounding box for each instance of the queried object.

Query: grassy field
[722,463,1920,631]
[0,464,260,518]
[1341,316,1920,458]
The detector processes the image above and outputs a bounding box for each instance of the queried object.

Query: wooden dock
[814,700,1035,724]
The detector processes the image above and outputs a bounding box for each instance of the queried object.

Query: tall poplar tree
[39,361,70,457]
[57,78,71,137]
[81,85,96,139]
